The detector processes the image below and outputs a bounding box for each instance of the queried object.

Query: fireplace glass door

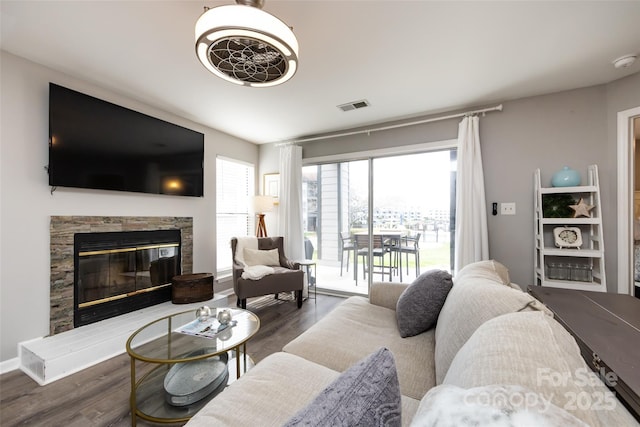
[77,245,178,308]
[74,230,181,327]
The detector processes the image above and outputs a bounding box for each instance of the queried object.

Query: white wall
[0,52,258,362]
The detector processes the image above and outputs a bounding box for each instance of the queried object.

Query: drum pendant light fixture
[195,0,299,87]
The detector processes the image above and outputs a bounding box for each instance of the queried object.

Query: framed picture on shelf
[263,173,280,204]
[553,226,583,248]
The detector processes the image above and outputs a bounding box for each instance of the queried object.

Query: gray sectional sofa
[185,260,638,426]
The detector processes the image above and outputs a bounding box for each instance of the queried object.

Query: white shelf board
[541,218,599,225]
[541,248,602,257]
[538,279,606,292]
[539,185,598,194]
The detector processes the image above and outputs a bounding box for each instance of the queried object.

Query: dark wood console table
[528,286,640,419]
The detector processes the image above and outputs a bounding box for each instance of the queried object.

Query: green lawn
[304,231,452,270]
[419,243,451,268]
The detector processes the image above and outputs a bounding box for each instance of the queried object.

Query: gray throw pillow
[282,347,401,427]
[396,270,453,338]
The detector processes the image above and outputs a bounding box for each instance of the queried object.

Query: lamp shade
[195,4,299,87]
[253,195,274,213]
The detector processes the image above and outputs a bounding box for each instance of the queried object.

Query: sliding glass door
[303,160,369,295]
[303,149,455,296]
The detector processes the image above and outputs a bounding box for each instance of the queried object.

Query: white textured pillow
[243,248,280,266]
[410,384,589,427]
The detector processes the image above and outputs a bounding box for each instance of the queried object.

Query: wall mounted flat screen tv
[48,83,204,197]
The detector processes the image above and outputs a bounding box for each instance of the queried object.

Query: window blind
[216,157,255,274]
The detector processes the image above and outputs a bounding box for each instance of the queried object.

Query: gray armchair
[231,236,304,309]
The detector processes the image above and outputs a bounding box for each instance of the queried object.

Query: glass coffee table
[126,307,260,426]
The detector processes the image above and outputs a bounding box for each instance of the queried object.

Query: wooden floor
[0,293,344,427]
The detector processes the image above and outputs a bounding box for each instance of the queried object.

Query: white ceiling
[1,1,639,145]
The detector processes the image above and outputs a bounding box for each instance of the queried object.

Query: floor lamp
[253,195,274,237]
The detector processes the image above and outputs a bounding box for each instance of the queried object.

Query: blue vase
[551,166,581,187]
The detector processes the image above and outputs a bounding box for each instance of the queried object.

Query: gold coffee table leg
[130,357,137,427]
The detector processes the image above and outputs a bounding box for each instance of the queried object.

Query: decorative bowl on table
[163,349,229,407]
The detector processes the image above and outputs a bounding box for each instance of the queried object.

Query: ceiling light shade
[195,3,299,87]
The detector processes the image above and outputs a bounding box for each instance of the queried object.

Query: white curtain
[454,115,489,273]
[278,145,305,261]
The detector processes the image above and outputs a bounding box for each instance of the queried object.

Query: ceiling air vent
[337,100,370,112]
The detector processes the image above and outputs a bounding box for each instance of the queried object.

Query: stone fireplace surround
[50,216,193,335]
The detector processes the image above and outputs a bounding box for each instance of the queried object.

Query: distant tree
[350,194,368,228]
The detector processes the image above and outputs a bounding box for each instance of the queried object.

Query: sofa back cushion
[434,260,550,383]
[453,259,511,286]
[442,311,638,426]
[283,296,436,400]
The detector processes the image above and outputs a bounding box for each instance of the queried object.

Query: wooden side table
[528,285,640,420]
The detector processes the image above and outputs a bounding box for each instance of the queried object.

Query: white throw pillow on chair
[243,248,280,266]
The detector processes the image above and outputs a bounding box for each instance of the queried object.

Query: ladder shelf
[533,165,606,292]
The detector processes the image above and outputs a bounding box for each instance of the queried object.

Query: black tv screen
[48,83,204,197]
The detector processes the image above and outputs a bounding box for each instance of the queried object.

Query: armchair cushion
[241,265,275,280]
[243,248,280,266]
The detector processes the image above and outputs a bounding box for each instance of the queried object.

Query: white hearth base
[19,290,232,385]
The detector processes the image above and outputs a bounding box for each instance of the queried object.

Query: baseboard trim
[217,288,235,297]
[0,357,19,374]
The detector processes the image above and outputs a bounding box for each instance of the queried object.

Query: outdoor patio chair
[397,232,421,277]
[339,231,355,276]
[355,233,392,283]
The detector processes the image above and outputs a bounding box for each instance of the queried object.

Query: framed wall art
[263,173,280,204]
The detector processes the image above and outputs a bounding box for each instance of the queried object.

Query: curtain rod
[275,104,503,146]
